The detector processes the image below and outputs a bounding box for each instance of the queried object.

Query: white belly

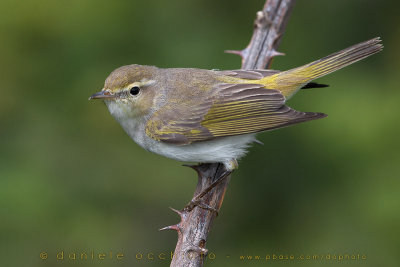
[106,101,256,167]
[146,133,256,164]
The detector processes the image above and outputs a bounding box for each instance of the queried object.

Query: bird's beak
[88,90,116,100]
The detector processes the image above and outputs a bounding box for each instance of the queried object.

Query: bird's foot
[184,199,219,215]
[183,165,234,215]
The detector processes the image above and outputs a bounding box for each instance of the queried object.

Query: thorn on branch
[270,50,285,57]
[159,224,180,232]
[224,50,244,58]
[169,207,184,219]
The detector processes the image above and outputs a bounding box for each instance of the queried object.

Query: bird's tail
[261,37,383,99]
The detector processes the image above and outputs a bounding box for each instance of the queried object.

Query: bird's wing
[218,69,280,80]
[145,83,326,145]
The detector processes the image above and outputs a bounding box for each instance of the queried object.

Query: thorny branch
[164,1,297,266]
[226,0,296,69]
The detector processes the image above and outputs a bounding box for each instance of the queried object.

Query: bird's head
[89,64,159,118]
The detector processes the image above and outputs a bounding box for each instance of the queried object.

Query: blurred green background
[1,0,399,266]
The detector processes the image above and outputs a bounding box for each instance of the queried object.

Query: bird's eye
[129,86,140,96]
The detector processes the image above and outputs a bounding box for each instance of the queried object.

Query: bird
[89,38,382,178]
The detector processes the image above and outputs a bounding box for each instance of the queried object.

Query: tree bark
[228,0,296,69]
[165,1,297,266]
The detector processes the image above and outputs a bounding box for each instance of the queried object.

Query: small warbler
[90,38,382,173]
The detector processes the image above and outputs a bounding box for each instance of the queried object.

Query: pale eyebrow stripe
[139,79,156,86]
[126,79,156,89]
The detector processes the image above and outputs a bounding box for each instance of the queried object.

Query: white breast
[106,100,257,168]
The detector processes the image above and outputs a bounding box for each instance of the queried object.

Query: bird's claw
[184,199,219,215]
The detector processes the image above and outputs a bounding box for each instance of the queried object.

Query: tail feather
[302,37,383,79]
[265,37,383,99]
[301,82,329,89]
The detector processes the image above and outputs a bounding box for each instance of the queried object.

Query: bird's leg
[184,170,231,215]
[184,160,237,214]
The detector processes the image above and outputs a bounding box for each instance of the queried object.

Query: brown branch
[166,1,296,266]
[227,0,296,69]
[165,164,230,267]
